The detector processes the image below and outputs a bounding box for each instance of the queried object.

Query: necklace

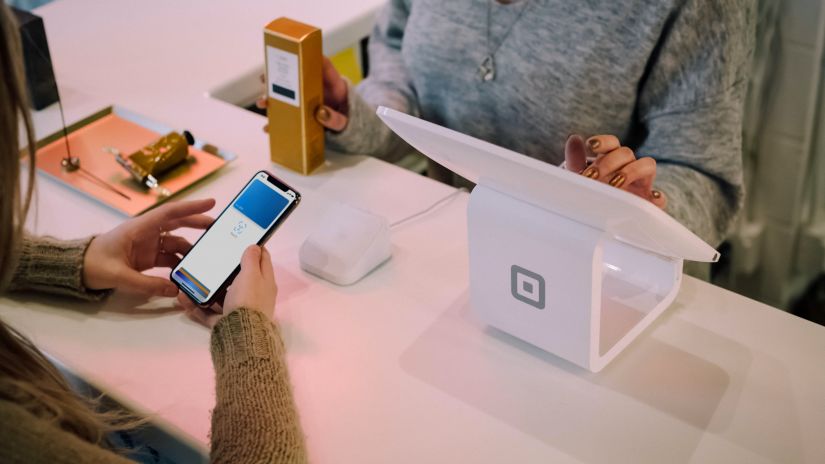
[478,0,531,82]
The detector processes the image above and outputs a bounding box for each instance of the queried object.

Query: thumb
[240,245,263,276]
[315,105,348,132]
[119,269,178,297]
[564,134,588,173]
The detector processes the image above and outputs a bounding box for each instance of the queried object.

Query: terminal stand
[377,106,716,372]
[469,184,682,372]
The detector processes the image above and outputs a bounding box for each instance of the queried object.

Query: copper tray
[35,106,236,216]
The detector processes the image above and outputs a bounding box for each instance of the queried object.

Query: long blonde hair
[0,4,138,447]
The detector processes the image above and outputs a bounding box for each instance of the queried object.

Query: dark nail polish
[587,138,601,150]
[608,173,626,188]
[317,106,331,122]
[651,189,662,199]
[581,166,599,179]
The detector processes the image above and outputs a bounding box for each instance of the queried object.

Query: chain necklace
[478,0,531,82]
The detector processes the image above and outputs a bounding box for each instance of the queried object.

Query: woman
[312,0,754,250]
[0,4,306,463]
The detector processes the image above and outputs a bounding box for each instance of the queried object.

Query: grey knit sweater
[328,0,755,247]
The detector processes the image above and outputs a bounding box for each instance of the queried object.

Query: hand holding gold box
[264,17,324,175]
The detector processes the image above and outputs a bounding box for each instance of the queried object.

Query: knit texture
[2,237,307,463]
[7,235,109,300]
[210,309,308,464]
[327,0,756,248]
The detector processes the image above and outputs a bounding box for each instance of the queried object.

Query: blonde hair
[0,4,140,447]
[0,2,35,287]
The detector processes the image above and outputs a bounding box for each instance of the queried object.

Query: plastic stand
[377,106,716,373]
[469,185,682,372]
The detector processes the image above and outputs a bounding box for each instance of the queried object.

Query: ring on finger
[159,229,168,253]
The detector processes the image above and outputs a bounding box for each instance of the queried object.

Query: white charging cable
[390,188,468,229]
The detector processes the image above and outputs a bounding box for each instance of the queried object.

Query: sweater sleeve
[325,0,418,161]
[0,400,134,464]
[209,309,307,464]
[635,0,755,246]
[7,235,110,301]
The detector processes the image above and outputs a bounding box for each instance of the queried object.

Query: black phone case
[170,170,301,307]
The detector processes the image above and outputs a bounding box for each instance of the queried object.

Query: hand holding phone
[171,171,300,306]
[178,244,277,328]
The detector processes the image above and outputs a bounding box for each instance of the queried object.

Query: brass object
[264,17,324,175]
[128,131,192,179]
[110,130,193,197]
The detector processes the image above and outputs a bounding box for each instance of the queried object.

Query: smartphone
[171,170,300,305]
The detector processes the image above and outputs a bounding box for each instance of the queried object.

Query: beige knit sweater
[0,236,308,463]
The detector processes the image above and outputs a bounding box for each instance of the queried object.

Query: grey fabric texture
[327,0,755,247]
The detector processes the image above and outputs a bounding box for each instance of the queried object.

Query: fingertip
[316,105,331,123]
[241,244,262,264]
[564,134,587,173]
[164,282,179,298]
[585,135,621,154]
[315,105,348,132]
[650,189,667,209]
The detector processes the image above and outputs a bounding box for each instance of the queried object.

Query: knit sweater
[328,0,755,248]
[0,236,307,463]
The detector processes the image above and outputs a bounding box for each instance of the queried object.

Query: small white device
[299,203,392,286]
[377,106,718,372]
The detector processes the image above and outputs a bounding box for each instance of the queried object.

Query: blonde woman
[0,5,306,463]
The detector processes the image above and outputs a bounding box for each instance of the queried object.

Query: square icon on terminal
[511,265,546,310]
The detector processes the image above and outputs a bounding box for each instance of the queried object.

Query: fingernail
[316,106,331,122]
[587,138,600,150]
[608,173,626,188]
[651,189,662,199]
[581,166,599,179]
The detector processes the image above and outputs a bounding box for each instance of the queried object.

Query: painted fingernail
[587,138,600,150]
[651,189,662,199]
[316,106,331,122]
[581,166,599,179]
[608,173,626,188]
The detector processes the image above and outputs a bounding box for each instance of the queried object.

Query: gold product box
[264,17,324,175]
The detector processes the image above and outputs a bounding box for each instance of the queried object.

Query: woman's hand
[564,134,667,209]
[257,56,349,132]
[178,245,278,329]
[82,199,216,296]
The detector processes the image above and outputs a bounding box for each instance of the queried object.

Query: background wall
[719,0,825,320]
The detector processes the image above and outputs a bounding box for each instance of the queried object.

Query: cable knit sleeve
[209,308,307,464]
[7,235,110,301]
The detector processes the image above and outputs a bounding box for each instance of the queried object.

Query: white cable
[390,188,468,229]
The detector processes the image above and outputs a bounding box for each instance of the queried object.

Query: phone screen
[171,171,299,304]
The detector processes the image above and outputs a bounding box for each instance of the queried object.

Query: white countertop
[1,1,823,463]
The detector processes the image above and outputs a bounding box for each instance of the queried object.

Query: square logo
[511,265,545,310]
